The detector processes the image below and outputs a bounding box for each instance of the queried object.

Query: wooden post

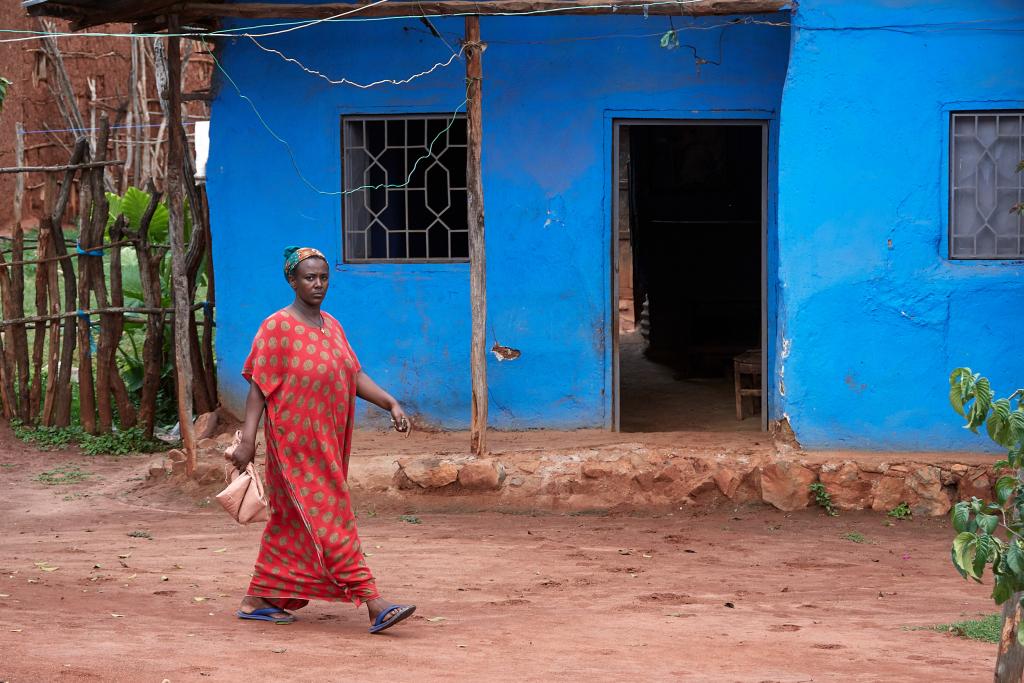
[995,591,1024,682]
[164,16,198,474]
[465,16,487,456]
[11,122,29,420]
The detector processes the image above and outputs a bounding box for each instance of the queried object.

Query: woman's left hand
[390,403,410,433]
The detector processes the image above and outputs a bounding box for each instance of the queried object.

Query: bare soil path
[0,432,996,682]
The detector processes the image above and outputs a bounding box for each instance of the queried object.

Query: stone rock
[687,476,719,498]
[871,474,908,512]
[458,460,506,491]
[193,412,219,441]
[517,460,541,474]
[906,466,952,516]
[939,468,958,487]
[216,431,237,446]
[191,461,224,485]
[654,464,684,483]
[950,464,969,476]
[959,467,993,501]
[170,459,186,476]
[198,438,218,450]
[509,476,525,487]
[714,466,743,498]
[167,449,186,463]
[633,471,656,492]
[401,458,459,489]
[760,461,816,511]
[820,462,876,510]
[581,460,628,479]
[858,461,889,475]
[147,463,167,480]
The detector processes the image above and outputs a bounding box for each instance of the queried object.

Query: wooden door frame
[610,118,769,432]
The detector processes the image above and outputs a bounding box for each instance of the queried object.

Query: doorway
[613,121,767,432]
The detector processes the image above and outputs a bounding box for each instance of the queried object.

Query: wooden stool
[733,349,762,420]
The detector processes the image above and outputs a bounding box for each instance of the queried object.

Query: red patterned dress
[242,309,380,610]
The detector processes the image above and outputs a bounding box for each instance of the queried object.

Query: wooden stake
[164,16,198,474]
[50,139,87,428]
[11,122,29,420]
[466,16,488,456]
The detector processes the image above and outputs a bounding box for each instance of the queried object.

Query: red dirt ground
[0,428,999,682]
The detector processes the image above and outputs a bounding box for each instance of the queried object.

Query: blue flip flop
[369,604,416,634]
[237,607,295,624]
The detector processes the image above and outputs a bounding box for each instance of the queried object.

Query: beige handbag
[216,431,270,524]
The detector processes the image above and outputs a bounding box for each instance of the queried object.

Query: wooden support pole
[466,16,488,456]
[164,15,198,475]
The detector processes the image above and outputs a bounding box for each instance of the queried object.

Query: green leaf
[954,531,977,576]
[978,513,1000,535]
[1008,541,1024,576]
[993,574,1014,604]
[988,399,1014,446]
[0,77,11,114]
[950,367,971,417]
[968,377,994,432]
[120,187,151,229]
[952,545,969,579]
[975,534,995,578]
[996,477,1018,507]
[149,203,169,244]
[952,502,972,533]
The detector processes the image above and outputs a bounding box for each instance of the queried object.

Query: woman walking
[227,246,415,634]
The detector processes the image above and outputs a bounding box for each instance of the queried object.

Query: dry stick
[182,125,214,414]
[161,18,198,475]
[198,186,217,405]
[76,143,98,436]
[50,139,88,428]
[0,240,136,269]
[11,123,30,421]
[0,161,126,174]
[41,214,62,426]
[466,16,488,456]
[135,183,165,439]
[0,305,203,328]
[107,215,138,428]
[86,116,113,433]
[29,186,55,422]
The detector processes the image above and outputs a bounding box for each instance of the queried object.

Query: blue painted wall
[776,1,1024,449]
[208,13,790,428]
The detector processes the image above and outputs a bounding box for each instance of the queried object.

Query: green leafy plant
[809,482,839,517]
[80,428,167,456]
[933,614,1002,644]
[12,419,166,455]
[11,420,83,450]
[0,77,11,114]
[842,532,867,544]
[948,368,1024,651]
[398,514,422,525]
[127,529,152,539]
[36,464,90,486]
[888,502,913,520]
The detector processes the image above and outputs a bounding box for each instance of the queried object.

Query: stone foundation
[143,430,998,517]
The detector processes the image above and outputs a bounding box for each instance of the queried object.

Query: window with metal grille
[950,112,1024,259]
[342,115,468,262]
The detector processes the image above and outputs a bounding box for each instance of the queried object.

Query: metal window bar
[950,111,1024,259]
[342,115,468,263]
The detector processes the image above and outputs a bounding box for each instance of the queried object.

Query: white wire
[247,35,464,88]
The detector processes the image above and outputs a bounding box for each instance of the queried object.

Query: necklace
[292,307,326,333]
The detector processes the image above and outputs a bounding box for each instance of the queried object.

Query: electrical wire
[247,35,464,88]
[210,45,466,197]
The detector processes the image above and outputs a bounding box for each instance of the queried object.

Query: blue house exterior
[207,1,1024,450]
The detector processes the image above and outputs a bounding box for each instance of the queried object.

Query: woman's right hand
[226,437,256,472]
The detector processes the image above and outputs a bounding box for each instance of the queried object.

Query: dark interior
[628,124,762,378]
